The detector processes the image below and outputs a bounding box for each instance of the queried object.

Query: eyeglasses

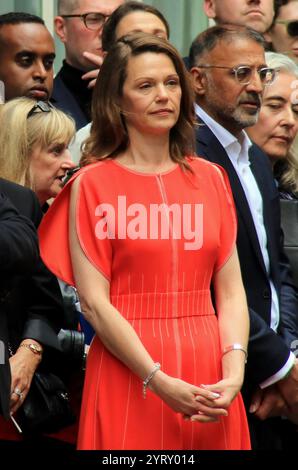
[275,20,298,37]
[27,101,54,119]
[196,65,276,86]
[61,12,109,31]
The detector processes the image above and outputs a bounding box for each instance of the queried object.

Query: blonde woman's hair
[265,51,298,77]
[275,142,298,196]
[0,97,75,189]
[265,52,298,195]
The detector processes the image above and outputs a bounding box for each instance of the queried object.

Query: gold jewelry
[222,344,247,363]
[143,363,161,398]
[19,343,43,356]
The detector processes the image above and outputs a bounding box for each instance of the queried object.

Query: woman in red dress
[39,33,251,450]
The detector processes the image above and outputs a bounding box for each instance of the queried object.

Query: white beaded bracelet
[143,362,161,398]
[222,344,248,363]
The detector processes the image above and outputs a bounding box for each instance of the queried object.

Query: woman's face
[268,1,298,62]
[120,52,182,137]
[247,71,298,162]
[30,141,76,204]
[115,11,168,40]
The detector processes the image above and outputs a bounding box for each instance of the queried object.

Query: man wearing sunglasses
[268,1,298,62]
[190,25,298,449]
[53,0,124,130]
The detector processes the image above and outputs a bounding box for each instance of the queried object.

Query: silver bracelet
[222,344,248,363]
[143,362,161,398]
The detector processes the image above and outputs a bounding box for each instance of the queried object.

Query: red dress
[39,157,251,450]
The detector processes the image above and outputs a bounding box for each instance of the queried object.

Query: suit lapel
[249,148,279,280]
[196,123,267,275]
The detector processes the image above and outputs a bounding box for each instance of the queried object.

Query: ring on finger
[12,387,24,400]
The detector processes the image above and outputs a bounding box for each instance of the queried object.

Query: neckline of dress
[110,159,180,177]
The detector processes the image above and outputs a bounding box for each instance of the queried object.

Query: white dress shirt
[195,104,295,387]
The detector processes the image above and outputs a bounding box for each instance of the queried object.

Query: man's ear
[190,67,207,96]
[54,16,67,43]
[203,0,216,19]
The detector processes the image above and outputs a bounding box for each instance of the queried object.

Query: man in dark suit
[189,25,298,448]
[0,179,63,422]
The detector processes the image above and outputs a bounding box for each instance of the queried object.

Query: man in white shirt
[189,24,298,449]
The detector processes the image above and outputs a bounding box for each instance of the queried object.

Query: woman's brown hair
[102,1,170,51]
[80,33,195,169]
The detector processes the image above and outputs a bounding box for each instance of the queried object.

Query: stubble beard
[205,78,260,131]
[232,106,260,129]
[205,98,260,133]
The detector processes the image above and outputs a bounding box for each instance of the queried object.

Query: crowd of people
[0,0,298,452]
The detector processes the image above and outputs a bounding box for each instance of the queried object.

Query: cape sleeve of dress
[39,165,112,287]
[211,163,237,272]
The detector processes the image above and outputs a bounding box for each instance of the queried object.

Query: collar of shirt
[194,103,252,169]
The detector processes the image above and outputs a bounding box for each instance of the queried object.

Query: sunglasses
[275,20,298,37]
[27,101,54,119]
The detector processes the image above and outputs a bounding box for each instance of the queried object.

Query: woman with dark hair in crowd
[102,0,170,51]
[39,34,250,450]
[71,1,170,164]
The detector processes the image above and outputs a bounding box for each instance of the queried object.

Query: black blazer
[51,73,88,131]
[195,122,298,386]
[0,193,39,274]
[280,199,298,287]
[0,191,39,418]
[0,179,63,419]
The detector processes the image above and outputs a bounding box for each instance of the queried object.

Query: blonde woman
[247,52,298,198]
[0,98,76,206]
[247,52,298,291]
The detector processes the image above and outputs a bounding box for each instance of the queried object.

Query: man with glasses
[189,25,298,449]
[268,0,298,62]
[53,0,124,129]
